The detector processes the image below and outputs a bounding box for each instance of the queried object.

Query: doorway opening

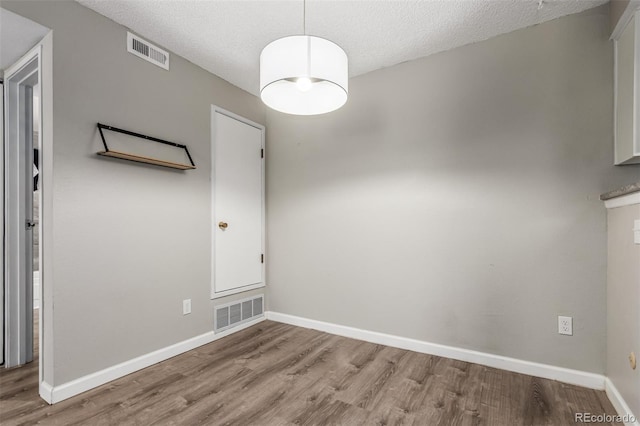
[32,82,41,362]
[1,7,52,402]
[4,52,39,368]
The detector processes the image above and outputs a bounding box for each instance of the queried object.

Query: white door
[211,107,265,298]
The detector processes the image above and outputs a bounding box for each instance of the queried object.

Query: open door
[3,48,39,367]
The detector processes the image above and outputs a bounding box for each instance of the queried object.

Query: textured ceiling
[76,0,607,96]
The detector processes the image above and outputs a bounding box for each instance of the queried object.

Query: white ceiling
[0,8,49,72]
[76,0,607,96]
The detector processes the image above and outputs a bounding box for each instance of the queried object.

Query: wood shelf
[97,150,196,170]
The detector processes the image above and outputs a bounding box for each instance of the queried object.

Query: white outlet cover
[183,299,191,315]
[558,316,573,336]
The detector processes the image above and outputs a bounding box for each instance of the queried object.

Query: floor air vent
[127,32,169,70]
[214,295,264,332]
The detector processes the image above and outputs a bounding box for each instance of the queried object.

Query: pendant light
[260,0,348,115]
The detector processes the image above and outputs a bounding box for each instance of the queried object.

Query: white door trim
[611,1,640,40]
[38,32,53,398]
[3,31,53,404]
[4,44,40,368]
[210,105,265,299]
[0,80,4,367]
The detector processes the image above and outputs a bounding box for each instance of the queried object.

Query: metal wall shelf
[96,123,196,170]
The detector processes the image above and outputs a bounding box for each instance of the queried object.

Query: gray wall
[4,0,639,389]
[2,0,265,385]
[607,203,640,417]
[610,0,631,33]
[266,6,640,373]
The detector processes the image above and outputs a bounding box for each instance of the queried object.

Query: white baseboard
[605,378,640,426]
[265,311,605,390]
[47,315,266,404]
[41,310,637,421]
[39,381,53,404]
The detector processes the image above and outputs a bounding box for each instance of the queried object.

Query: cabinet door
[211,108,265,298]
[615,12,640,165]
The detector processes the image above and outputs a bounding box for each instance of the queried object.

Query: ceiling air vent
[127,32,169,70]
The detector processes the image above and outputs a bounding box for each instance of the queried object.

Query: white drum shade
[260,35,348,115]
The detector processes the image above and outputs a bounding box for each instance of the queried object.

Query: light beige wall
[2,0,265,385]
[606,202,640,418]
[266,6,640,373]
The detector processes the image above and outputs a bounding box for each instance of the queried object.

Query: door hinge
[261,254,264,263]
[261,148,264,159]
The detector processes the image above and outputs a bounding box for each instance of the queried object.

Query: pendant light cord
[303,0,310,79]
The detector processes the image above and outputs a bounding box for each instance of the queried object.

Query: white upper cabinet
[614,9,640,165]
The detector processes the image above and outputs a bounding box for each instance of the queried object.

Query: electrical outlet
[183,299,191,315]
[558,316,572,335]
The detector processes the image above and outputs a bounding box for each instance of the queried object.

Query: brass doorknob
[218,221,228,229]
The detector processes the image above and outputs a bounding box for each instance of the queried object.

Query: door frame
[0,80,4,367]
[3,32,53,403]
[4,45,39,368]
[210,105,265,299]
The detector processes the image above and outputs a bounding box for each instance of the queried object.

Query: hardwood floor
[0,318,620,425]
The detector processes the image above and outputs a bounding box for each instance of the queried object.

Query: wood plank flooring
[0,318,620,425]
